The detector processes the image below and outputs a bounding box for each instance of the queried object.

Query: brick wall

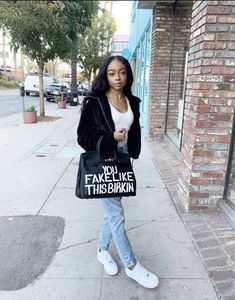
[167,6,192,130]
[179,0,235,211]
[149,2,192,139]
[149,4,172,139]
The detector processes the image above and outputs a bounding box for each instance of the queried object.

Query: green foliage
[0,0,98,115]
[25,105,37,112]
[0,1,98,64]
[53,95,63,103]
[0,78,19,89]
[77,8,117,83]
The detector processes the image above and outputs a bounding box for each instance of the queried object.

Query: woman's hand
[113,128,126,141]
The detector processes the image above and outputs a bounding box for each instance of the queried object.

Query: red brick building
[138,1,235,214]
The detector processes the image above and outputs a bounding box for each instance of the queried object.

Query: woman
[77,55,159,289]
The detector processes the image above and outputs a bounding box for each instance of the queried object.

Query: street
[0,89,52,118]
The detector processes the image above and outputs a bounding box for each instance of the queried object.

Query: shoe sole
[97,256,119,276]
[125,271,159,289]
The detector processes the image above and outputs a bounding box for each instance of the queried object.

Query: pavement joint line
[53,219,180,223]
[58,238,98,252]
[36,157,75,215]
[136,186,158,189]
[55,140,71,156]
[99,271,104,299]
[38,277,211,280]
[151,157,185,223]
[57,223,151,252]
[63,120,78,133]
[18,135,51,161]
[166,233,187,245]
[54,187,75,190]
[126,222,151,232]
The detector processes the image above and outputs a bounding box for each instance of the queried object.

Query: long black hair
[90,55,133,98]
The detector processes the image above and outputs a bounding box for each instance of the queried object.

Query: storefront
[134,25,151,137]
[137,0,235,214]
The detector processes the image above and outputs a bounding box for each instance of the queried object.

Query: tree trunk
[87,69,92,90]
[20,53,25,80]
[13,49,17,81]
[2,29,7,78]
[38,61,45,116]
[71,38,78,95]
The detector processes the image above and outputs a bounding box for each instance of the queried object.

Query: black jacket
[77,94,141,159]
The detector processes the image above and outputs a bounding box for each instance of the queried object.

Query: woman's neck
[106,89,124,102]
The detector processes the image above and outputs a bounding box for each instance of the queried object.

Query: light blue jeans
[98,145,136,268]
[98,196,136,268]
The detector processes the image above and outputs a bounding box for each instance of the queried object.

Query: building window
[165,50,188,148]
[225,111,235,210]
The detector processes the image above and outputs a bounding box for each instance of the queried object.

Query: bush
[0,78,19,89]
[53,95,63,103]
[25,105,37,112]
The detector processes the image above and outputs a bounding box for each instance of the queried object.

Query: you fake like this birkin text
[84,165,135,195]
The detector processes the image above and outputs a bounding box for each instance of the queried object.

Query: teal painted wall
[129,2,152,138]
[129,2,152,57]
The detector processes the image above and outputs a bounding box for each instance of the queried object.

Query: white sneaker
[125,261,159,289]
[97,249,118,276]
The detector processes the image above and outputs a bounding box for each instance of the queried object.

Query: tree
[60,1,99,95]
[77,9,117,88]
[0,0,98,116]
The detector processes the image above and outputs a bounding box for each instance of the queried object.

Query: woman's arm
[77,99,117,151]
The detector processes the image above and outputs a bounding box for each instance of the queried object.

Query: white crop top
[109,98,134,148]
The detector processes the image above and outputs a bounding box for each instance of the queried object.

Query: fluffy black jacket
[77,94,141,159]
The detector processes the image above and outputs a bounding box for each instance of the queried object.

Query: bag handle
[97,97,117,158]
[96,135,117,163]
[97,98,113,133]
[96,136,103,157]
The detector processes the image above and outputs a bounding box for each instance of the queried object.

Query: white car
[24,74,56,96]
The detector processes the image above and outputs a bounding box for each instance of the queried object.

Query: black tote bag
[75,137,136,199]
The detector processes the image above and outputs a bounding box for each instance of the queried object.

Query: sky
[100,1,132,35]
[112,1,132,35]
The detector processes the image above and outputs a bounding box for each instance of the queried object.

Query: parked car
[24,74,56,96]
[45,84,71,103]
[67,84,89,96]
[78,86,88,96]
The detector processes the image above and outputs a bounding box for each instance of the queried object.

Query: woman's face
[106,60,127,91]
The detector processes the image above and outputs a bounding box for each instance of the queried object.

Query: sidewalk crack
[58,221,156,252]
[126,221,154,232]
[36,157,75,215]
[58,238,97,252]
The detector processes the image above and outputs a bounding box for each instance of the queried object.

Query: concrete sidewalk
[0,104,218,299]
